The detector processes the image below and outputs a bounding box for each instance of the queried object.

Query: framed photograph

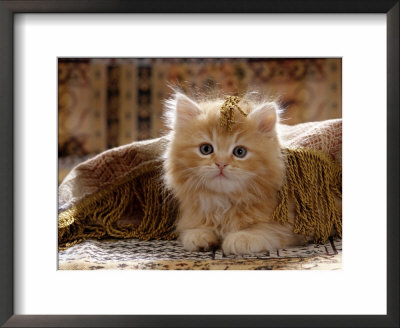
[1,1,398,327]
[57,56,344,271]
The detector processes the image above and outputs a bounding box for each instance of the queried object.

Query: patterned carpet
[58,237,342,270]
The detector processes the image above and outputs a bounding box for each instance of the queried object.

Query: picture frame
[0,0,398,327]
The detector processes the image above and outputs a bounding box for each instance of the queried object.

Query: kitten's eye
[233,146,247,158]
[199,143,214,155]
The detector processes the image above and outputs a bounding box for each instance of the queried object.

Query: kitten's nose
[215,163,228,170]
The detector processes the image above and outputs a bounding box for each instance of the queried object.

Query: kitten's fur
[163,92,309,255]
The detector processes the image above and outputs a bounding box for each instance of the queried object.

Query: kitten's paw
[180,228,219,252]
[222,231,269,255]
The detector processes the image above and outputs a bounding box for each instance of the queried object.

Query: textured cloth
[58,137,169,213]
[59,119,342,212]
[58,119,342,250]
[279,119,342,163]
[59,237,342,270]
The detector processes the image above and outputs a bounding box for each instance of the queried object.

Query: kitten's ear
[176,93,201,121]
[249,102,279,133]
[165,93,201,129]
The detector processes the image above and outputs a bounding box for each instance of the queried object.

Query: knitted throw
[58,119,342,250]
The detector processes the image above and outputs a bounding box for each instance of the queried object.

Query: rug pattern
[58,237,342,270]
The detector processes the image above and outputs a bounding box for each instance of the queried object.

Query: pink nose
[215,163,228,170]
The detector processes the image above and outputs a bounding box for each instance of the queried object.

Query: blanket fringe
[271,148,342,243]
[58,163,178,250]
[58,148,341,250]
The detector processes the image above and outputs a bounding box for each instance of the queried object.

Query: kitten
[163,92,306,255]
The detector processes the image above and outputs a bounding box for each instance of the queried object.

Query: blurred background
[58,58,341,183]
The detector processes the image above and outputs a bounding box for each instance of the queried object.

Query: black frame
[0,1,398,327]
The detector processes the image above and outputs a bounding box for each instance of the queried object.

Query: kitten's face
[164,94,283,195]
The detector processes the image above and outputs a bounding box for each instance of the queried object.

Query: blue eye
[233,146,247,158]
[200,143,213,155]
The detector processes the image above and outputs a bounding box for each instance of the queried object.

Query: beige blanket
[58,119,342,249]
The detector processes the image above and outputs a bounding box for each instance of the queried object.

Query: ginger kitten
[163,92,305,255]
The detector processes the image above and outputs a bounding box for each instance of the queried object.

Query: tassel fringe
[58,148,341,250]
[58,161,178,250]
[271,148,342,243]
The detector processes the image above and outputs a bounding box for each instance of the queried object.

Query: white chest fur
[198,194,232,223]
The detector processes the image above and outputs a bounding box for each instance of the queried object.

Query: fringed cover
[58,146,341,250]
